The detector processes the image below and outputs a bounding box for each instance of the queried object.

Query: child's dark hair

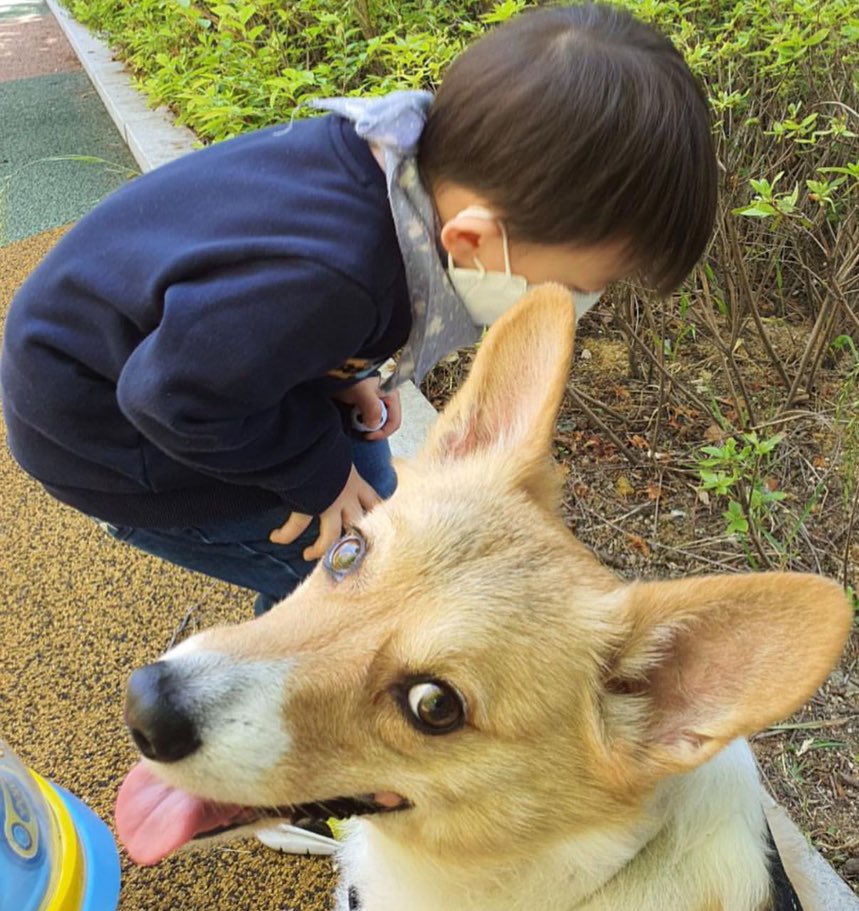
[418,3,717,294]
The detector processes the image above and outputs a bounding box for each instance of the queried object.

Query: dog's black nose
[124,661,201,763]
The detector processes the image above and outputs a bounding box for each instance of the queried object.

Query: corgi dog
[116,286,852,911]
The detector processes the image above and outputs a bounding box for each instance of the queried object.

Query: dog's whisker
[266,803,288,821]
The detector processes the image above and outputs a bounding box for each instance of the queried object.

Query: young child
[1,3,715,621]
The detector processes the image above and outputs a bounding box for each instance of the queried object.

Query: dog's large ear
[604,573,852,780]
[420,284,575,495]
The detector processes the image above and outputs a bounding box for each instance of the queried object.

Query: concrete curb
[764,795,859,910]
[42,0,438,460]
[44,0,198,172]
[42,3,859,906]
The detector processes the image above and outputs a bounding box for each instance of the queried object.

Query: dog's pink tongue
[116,763,244,866]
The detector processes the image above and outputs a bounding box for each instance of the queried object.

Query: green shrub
[66,0,488,140]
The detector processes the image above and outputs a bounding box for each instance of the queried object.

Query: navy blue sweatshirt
[1,116,411,526]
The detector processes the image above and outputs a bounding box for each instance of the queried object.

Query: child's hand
[269,464,380,561]
[333,377,402,441]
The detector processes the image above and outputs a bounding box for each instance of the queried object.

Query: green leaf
[724,501,749,535]
[733,202,778,218]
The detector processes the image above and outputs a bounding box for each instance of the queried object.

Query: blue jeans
[99,438,396,616]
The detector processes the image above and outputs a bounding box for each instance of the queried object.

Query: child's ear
[603,573,852,780]
[439,208,502,266]
[420,284,575,498]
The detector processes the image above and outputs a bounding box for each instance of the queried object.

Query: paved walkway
[0,0,136,241]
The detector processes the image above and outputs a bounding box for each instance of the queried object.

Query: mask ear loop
[447,252,487,276]
[498,221,513,276]
[448,206,504,276]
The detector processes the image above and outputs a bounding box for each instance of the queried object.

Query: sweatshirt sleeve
[116,257,377,514]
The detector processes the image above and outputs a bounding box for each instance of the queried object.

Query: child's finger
[303,510,343,561]
[349,389,384,431]
[382,391,401,434]
[358,486,381,511]
[365,391,400,440]
[269,512,312,545]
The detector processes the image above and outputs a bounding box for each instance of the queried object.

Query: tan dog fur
[140,286,852,911]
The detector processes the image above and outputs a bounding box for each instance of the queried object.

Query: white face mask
[446,206,603,325]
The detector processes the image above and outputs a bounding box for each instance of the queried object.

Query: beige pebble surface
[1,229,335,910]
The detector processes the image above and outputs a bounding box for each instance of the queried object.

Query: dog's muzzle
[118,658,410,866]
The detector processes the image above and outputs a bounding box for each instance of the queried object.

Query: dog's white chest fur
[334,742,772,911]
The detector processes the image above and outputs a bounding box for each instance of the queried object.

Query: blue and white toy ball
[0,738,121,911]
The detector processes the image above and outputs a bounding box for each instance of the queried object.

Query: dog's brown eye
[406,681,465,735]
[324,533,365,580]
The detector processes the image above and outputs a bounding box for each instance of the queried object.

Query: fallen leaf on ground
[615,475,635,497]
[626,534,651,557]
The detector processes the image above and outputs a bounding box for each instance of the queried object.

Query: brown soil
[422,301,859,892]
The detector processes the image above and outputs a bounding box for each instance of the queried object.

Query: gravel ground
[1,228,337,910]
